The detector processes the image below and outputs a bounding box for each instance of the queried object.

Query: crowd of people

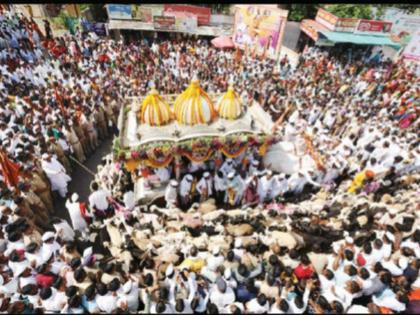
[1,6,419,314]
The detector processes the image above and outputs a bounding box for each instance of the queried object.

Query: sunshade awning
[319,31,401,49]
[211,35,235,48]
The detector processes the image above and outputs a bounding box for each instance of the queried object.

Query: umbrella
[0,149,21,189]
[211,36,235,49]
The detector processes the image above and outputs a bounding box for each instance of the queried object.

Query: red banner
[356,19,392,33]
[164,4,211,25]
[153,16,175,30]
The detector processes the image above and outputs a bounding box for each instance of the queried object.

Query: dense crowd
[1,7,419,314]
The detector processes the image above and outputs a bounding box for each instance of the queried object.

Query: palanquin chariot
[115,76,319,202]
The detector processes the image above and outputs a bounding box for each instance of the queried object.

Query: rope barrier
[68,155,96,177]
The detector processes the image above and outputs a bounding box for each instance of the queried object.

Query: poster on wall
[354,19,393,35]
[315,8,338,31]
[164,4,211,25]
[233,5,288,60]
[402,29,420,61]
[334,18,358,32]
[383,8,420,45]
[106,4,132,20]
[153,16,176,30]
[175,16,198,33]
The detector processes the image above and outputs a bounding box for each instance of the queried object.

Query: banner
[383,8,420,45]
[233,5,288,60]
[81,19,106,36]
[106,4,132,20]
[355,19,392,35]
[175,16,198,32]
[132,6,152,22]
[153,16,175,30]
[402,29,420,61]
[164,4,211,25]
[315,8,338,31]
[335,18,358,32]
[300,19,321,41]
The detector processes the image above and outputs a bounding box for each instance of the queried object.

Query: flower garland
[221,142,248,159]
[144,154,174,168]
[180,148,214,163]
[117,134,279,164]
[125,159,141,172]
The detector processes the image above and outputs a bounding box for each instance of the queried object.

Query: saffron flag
[0,149,21,188]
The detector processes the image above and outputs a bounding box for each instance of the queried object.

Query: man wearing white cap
[201,246,224,283]
[165,180,179,208]
[41,153,71,198]
[209,276,236,311]
[259,170,281,202]
[40,231,60,264]
[248,160,259,177]
[179,174,195,209]
[65,193,89,236]
[117,278,139,312]
[196,172,213,202]
[225,171,245,207]
[220,158,236,178]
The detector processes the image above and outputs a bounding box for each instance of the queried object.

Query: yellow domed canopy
[174,79,217,125]
[139,88,172,126]
[217,84,243,120]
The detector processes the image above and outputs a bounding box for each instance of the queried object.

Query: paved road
[52,136,114,223]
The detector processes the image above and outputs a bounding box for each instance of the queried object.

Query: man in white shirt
[41,153,71,198]
[117,279,139,312]
[96,283,118,313]
[196,172,213,202]
[246,294,270,313]
[164,180,179,209]
[88,181,111,218]
[201,247,224,283]
[209,277,235,311]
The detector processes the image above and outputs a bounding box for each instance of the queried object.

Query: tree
[322,4,373,19]
[375,4,420,19]
[286,4,319,22]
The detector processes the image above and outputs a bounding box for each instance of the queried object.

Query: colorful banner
[355,19,393,35]
[175,16,198,33]
[383,8,420,45]
[402,29,420,61]
[164,4,211,26]
[106,4,132,20]
[233,5,288,60]
[153,16,176,30]
[300,19,321,41]
[315,8,339,31]
[132,6,152,22]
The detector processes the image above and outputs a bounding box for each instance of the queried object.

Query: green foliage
[287,4,319,22]
[51,11,67,30]
[323,4,373,19]
[80,4,91,12]
[375,5,420,19]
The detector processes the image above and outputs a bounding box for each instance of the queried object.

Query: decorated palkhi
[115,77,279,173]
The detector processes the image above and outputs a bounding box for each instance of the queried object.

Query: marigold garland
[221,143,248,159]
[180,148,214,163]
[144,155,174,168]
